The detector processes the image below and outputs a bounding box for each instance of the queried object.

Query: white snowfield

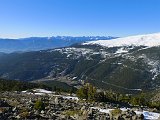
[32,89,53,94]
[21,89,79,100]
[22,89,53,95]
[83,33,160,47]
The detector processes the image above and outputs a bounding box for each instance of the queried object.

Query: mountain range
[0,36,116,53]
[0,33,160,94]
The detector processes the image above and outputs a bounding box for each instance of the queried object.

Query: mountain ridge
[0,33,160,94]
[83,32,160,47]
[0,36,117,53]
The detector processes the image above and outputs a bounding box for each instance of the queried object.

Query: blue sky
[0,0,160,38]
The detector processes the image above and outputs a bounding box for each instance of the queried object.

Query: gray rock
[137,114,144,120]
[55,97,59,104]
[88,108,93,115]
[12,107,17,112]
[16,115,21,119]
[41,110,45,114]
[80,106,86,111]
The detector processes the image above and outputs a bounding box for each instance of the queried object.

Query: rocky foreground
[0,89,160,120]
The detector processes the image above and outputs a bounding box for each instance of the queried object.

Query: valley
[1,0,160,119]
[1,33,160,93]
[1,33,160,119]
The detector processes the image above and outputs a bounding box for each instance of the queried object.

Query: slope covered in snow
[91,107,160,120]
[83,33,160,47]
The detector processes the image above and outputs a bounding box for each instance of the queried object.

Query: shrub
[76,83,96,101]
[34,100,45,111]
[19,112,30,118]
[110,109,122,116]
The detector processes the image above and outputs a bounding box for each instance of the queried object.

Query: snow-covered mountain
[0,33,160,94]
[83,33,160,47]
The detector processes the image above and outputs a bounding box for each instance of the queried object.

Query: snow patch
[33,89,53,94]
[62,96,79,100]
[139,55,160,80]
[91,107,160,120]
[135,111,160,120]
[115,48,128,54]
